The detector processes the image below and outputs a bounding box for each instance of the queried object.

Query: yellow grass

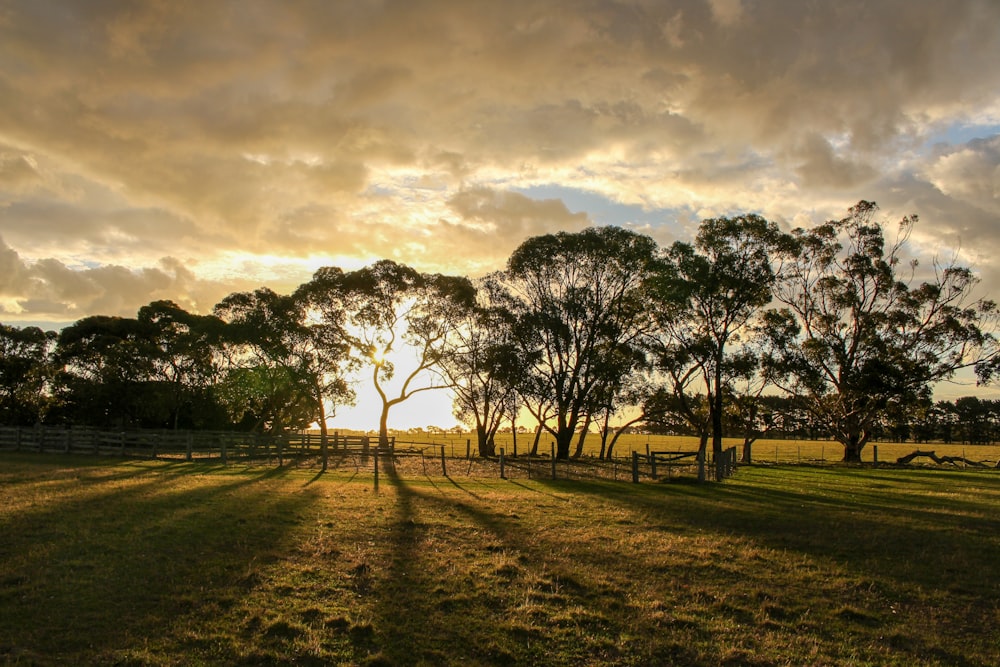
[322,427,1000,465]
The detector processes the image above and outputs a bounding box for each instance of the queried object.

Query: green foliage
[644,214,787,459]
[773,201,1000,460]
[502,226,660,458]
[0,324,56,425]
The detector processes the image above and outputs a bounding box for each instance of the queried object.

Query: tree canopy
[3,202,998,465]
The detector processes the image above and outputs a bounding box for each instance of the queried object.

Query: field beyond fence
[3,426,999,486]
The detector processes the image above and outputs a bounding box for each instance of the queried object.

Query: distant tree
[0,323,57,425]
[952,396,994,444]
[773,201,1000,462]
[500,226,659,459]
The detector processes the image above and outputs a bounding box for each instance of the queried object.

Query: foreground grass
[1,455,998,665]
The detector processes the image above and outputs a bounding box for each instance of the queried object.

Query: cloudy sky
[2,1,1000,422]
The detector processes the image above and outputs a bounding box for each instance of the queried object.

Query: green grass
[1,454,999,665]
[381,430,1000,465]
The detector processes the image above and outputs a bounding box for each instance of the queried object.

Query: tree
[214,288,347,435]
[338,260,476,448]
[773,201,1000,461]
[500,226,659,459]
[436,276,519,457]
[136,300,224,429]
[0,323,56,425]
[53,315,158,427]
[646,214,787,471]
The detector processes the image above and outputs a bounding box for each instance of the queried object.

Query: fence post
[650,452,658,480]
[697,449,706,483]
[632,451,639,483]
[373,452,379,493]
[872,445,878,465]
[278,435,284,467]
[322,431,329,472]
[440,446,447,476]
[551,443,556,480]
[500,448,506,479]
[466,438,471,460]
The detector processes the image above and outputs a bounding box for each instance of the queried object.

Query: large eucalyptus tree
[646,214,787,469]
[500,226,659,459]
[773,201,1000,462]
[336,260,476,448]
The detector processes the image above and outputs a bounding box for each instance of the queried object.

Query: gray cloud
[0,0,999,323]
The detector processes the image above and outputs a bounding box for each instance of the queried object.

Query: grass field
[386,430,1000,467]
[1,453,999,665]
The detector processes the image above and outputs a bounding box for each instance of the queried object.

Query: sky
[2,0,1000,428]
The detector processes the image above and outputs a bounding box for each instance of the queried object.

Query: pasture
[390,430,1000,467]
[1,453,998,665]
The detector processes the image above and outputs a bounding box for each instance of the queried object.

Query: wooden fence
[0,426,393,463]
[0,425,734,483]
[630,446,738,483]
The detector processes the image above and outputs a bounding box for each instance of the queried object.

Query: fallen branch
[895,450,987,467]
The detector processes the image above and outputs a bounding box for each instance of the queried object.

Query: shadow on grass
[0,455,319,663]
[368,465,699,665]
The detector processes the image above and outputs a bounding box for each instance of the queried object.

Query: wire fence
[3,427,997,487]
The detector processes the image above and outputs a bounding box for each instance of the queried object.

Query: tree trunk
[510,414,518,456]
[572,414,591,458]
[555,429,572,459]
[476,424,495,457]
[530,424,542,456]
[841,430,867,462]
[555,411,573,459]
[317,393,329,471]
[378,403,391,450]
[741,437,754,464]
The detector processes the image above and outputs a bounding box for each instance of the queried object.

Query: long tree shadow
[521,466,1000,665]
[0,456,319,663]
[367,466,679,665]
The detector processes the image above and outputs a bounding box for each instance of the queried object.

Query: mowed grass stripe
[0,453,998,665]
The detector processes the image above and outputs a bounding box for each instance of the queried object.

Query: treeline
[2,201,998,463]
[639,394,1000,447]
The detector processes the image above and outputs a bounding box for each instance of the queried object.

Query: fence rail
[0,426,395,462]
[1,426,742,483]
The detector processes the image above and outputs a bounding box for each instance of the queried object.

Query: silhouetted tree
[0,324,56,425]
[436,276,519,457]
[338,260,476,448]
[773,201,1000,461]
[646,214,787,471]
[499,226,659,459]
